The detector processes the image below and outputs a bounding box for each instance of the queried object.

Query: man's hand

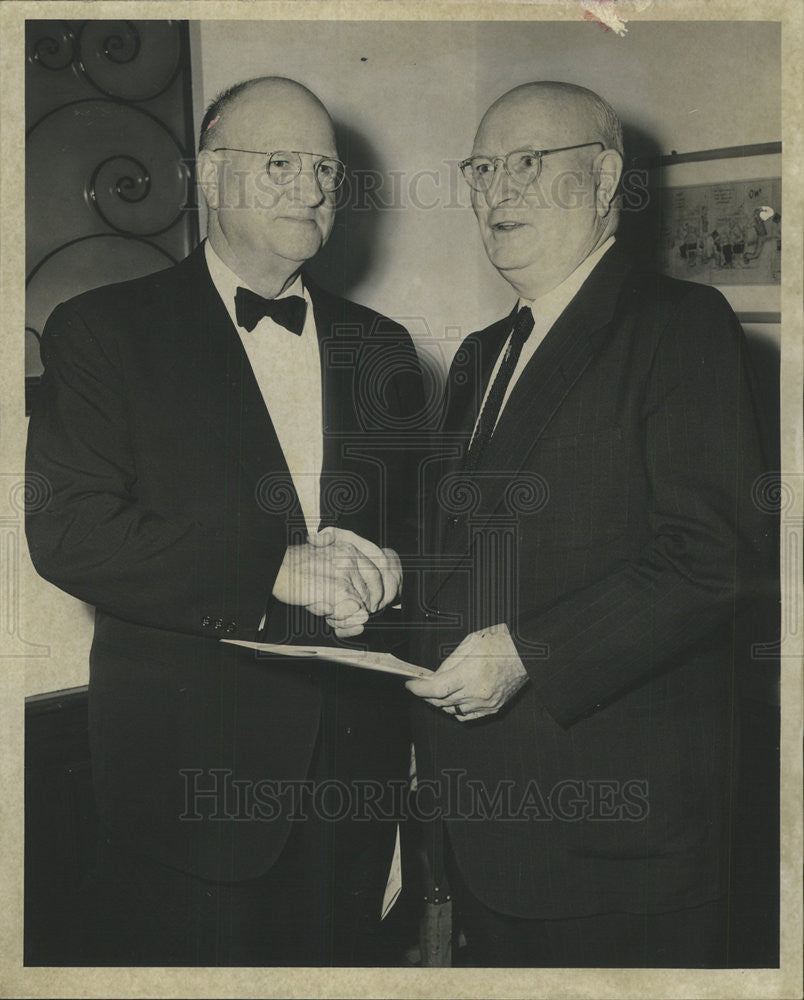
[307,528,402,636]
[313,527,402,613]
[405,623,528,721]
[272,527,401,638]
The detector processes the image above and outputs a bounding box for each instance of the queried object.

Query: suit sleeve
[25,302,284,638]
[510,286,775,727]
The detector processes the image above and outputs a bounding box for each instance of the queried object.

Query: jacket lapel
[430,247,634,596]
[165,245,301,514]
[307,274,392,531]
[305,277,348,525]
[478,246,633,499]
[168,257,373,533]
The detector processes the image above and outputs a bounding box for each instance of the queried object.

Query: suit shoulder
[307,280,411,341]
[48,254,193,322]
[620,268,744,373]
[624,267,737,323]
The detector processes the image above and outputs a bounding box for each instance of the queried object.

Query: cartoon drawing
[660,177,781,285]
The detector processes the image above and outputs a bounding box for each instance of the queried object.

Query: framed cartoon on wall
[640,142,781,327]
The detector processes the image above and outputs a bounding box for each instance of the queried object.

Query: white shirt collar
[203,240,310,332]
[517,235,616,320]
[471,236,617,443]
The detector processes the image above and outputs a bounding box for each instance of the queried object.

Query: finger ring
[454,704,464,716]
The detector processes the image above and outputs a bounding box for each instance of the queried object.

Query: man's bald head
[475,82,623,159]
[468,81,624,300]
[199,76,335,153]
[196,76,339,298]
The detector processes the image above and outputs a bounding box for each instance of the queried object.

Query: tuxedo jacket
[412,245,777,920]
[26,244,425,881]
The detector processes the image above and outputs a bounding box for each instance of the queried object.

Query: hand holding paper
[405,623,528,721]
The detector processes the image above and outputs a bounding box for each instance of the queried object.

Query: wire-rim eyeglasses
[212,148,346,192]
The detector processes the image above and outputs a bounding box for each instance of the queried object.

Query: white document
[220,639,432,679]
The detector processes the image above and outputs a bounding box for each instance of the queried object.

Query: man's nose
[484,162,517,208]
[290,159,326,207]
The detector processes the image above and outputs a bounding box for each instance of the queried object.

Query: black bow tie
[234,286,307,335]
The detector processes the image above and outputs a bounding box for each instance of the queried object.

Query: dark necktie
[464,304,535,471]
[234,286,307,335]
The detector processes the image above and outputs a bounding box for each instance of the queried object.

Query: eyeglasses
[212,148,346,192]
[459,141,604,192]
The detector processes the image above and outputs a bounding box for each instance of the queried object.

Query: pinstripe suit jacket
[412,244,776,919]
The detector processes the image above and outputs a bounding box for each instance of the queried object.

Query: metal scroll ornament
[88,154,153,231]
[77,21,181,101]
[30,23,77,71]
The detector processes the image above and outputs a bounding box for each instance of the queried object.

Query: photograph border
[1,2,801,998]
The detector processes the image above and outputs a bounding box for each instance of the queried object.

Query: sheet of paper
[220,639,433,679]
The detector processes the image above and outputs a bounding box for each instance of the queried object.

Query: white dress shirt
[205,241,323,536]
[473,236,615,440]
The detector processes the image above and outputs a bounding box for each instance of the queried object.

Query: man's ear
[196,149,220,211]
[593,149,623,218]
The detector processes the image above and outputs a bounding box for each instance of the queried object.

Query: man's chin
[274,236,324,265]
[486,249,533,274]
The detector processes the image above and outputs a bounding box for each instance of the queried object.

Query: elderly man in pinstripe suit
[407,82,776,967]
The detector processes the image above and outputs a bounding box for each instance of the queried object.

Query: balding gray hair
[198,80,252,153]
[540,82,623,156]
[586,88,624,157]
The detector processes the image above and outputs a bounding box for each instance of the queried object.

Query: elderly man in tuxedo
[407,82,775,967]
[26,76,424,966]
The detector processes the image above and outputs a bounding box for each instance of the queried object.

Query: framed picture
[638,142,781,328]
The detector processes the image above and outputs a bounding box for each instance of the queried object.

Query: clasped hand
[272,526,402,637]
[405,623,528,721]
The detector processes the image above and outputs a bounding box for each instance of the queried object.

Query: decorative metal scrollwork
[27,20,182,102]
[99,21,141,65]
[25,18,197,412]
[93,154,151,202]
[29,22,77,71]
[88,154,153,232]
[27,100,188,243]
[78,20,181,102]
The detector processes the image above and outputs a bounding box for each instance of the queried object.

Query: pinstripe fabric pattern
[412,246,777,920]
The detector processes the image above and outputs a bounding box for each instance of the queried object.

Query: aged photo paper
[1,1,801,998]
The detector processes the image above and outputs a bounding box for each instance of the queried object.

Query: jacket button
[213,618,224,630]
[225,621,237,633]
[201,616,212,628]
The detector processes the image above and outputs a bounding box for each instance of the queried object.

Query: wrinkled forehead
[221,87,338,156]
[473,91,593,155]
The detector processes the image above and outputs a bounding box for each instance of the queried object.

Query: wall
[22,17,782,696]
[194,18,781,362]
